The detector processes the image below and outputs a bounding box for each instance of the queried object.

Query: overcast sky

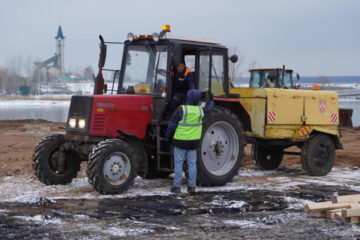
[1,0,359,76]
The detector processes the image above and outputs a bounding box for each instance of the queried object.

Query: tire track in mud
[1,185,360,239]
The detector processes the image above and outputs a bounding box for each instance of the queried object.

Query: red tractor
[32,26,246,194]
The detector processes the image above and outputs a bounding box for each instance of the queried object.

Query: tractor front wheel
[87,139,136,194]
[301,134,335,176]
[32,134,80,185]
[251,144,284,170]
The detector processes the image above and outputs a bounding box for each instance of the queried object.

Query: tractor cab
[249,67,298,89]
[95,25,236,122]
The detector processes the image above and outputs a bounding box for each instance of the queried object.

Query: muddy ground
[1,120,360,239]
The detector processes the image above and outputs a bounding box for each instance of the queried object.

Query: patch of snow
[328,169,360,181]
[275,181,306,190]
[223,219,260,228]
[208,197,246,209]
[303,179,339,186]
[268,176,293,182]
[237,168,277,177]
[282,196,312,210]
[105,226,154,237]
[13,215,62,225]
[73,214,90,220]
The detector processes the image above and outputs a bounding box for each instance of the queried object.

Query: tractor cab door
[198,49,227,97]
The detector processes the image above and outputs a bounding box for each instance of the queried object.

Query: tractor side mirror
[103,84,108,94]
[296,73,300,80]
[229,55,238,63]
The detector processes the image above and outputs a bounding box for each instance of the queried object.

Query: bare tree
[228,47,259,86]
[83,65,95,80]
[24,55,33,86]
[248,60,259,69]
[228,47,245,82]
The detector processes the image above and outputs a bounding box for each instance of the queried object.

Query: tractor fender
[116,130,149,175]
[292,126,342,149]
[213,98,251,132]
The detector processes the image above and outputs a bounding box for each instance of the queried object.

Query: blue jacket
[166,89,214,149]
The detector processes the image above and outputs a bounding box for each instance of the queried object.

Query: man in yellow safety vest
[166,89,214,194]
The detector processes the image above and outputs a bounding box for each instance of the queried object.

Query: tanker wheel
[301,134,335,176]
[251,144,284,170]
[197,107,245,186]
[32,134,80,185]
[87,139,136,194]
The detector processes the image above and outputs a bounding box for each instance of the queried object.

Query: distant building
[33,25,65,82]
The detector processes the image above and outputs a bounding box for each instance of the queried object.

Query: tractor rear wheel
[87,139,136,194]
[197,107,245,186]
[32,134,80,185]
[301,134,335,176]
[251,144,284,170]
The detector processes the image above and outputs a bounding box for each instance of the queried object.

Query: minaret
[55,25,65,76]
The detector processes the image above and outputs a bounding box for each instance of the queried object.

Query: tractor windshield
[120,44,168,94]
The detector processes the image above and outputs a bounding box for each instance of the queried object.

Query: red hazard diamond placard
[319,100,326,113]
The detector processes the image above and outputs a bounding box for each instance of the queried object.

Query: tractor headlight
[68,118,76,128]
[152,32,159,42]
[78,119,86,129]
[127,32,134,41]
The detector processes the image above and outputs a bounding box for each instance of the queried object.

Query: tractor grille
[66,95,93,134]
[92,113,106,131]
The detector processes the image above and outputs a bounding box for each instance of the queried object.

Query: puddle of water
[0,101,70,122]
[339,100,360,127]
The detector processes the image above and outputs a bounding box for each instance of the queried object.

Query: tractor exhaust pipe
[94,35,107,94]
[281,64,285,88]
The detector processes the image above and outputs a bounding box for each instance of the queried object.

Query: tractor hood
[90,95,153,138]
[67,95,153,139]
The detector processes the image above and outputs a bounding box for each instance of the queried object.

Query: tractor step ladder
[156,125,174,171]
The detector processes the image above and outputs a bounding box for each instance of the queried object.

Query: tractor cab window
[199,52,210,92]
[250,71,261,88]
[184,55,195,72]
[279,70,292,88]
[262,71,273,88]
[121,44,168,94]
[198,51,225,96]
[211,53,225,96]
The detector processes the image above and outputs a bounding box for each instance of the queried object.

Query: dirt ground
[0,119,359,178]
[1,120,360,239]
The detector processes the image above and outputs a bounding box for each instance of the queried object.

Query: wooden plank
[304,201,332,213]
[326,209,345,219]
[331,194,360,203]
[335,212,343,219]
[344,208,360,218]
[314,212,326,217]
[304,202,354,213]
[350,203,360,209]
[351,217,360,224]
[342,209,348,219]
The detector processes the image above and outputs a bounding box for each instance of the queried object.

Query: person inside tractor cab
[168,61,195,112]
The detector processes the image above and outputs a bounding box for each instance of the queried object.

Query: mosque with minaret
[33,25,65,81]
